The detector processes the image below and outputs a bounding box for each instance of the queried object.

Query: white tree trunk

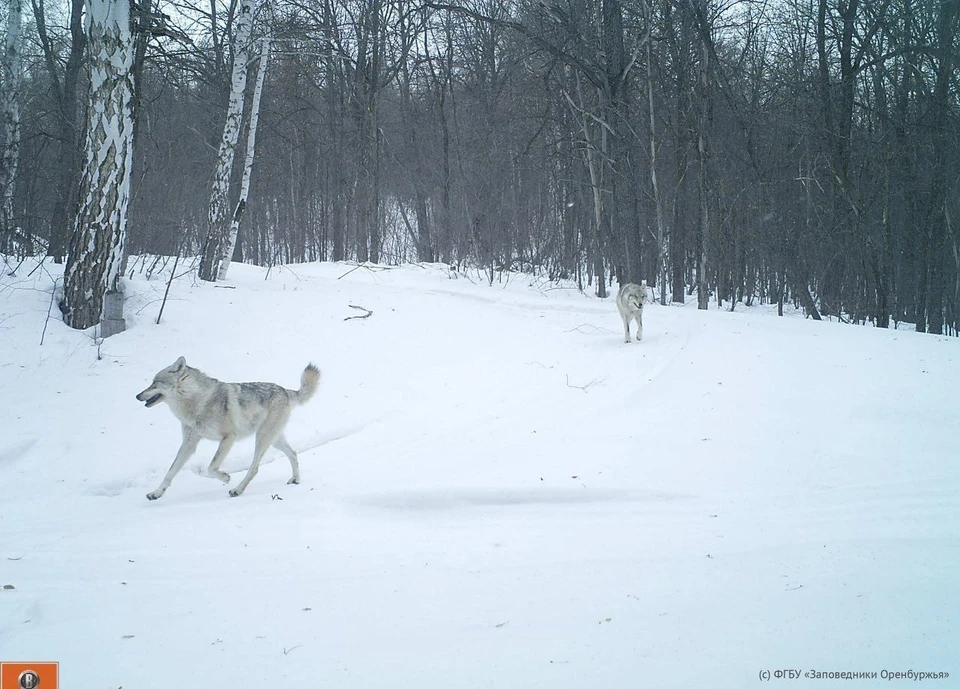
[60,0,135,330]
[219,37,269,280]
[0,0,22,252]
[198,0,256,281]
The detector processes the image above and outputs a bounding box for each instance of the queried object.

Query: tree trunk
[198,0,255,281]
[219,38,269,280]
[641,0,668,303]
[32,0,85,261]
[923,0,958,334]
[60,0,135,330]
[0,0,22,253]
[602,0,638,285]
[695,10,712,310]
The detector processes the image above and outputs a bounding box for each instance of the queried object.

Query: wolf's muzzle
[137,390,163,407]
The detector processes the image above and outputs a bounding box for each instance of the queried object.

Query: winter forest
[0,0,958,334]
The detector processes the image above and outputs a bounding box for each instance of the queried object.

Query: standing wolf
[136,357,320,500]
[616,281,649,343]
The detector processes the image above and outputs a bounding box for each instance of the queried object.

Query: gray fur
[616,281,649,343]
[136,356,321,500]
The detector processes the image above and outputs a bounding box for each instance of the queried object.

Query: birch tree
[218,37,269,280]
[0,0,22,253]
[198,0,256,281]
[60,0,135,330]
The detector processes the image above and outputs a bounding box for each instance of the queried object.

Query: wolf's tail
[295,364,321,404]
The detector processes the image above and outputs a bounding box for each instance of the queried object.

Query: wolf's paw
[209,470,230,484]
[623,338,631,344]
[146,490,163,501]
[287,477,300,485]
[228,488,242,497]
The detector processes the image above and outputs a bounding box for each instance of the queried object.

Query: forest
[0,0,957,333]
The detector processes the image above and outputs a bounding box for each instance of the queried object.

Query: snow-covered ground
[1,258,957,688]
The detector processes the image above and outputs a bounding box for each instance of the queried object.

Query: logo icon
[0,663,57,689]
[17,671,39,689]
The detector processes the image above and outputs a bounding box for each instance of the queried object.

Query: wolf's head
[634,281,650,308]
[136,356,188,408]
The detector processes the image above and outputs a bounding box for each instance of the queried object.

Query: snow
[1,258,957,687]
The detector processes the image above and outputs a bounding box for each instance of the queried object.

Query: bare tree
[219,37,270,279]
[32,0,86,261]
[198,0,257,281]
[0,0,22,253]
[60,0,135,330]
[639,0,668,303]
[1,0,955,334]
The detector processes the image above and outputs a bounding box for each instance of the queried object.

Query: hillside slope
[1,260,957,688]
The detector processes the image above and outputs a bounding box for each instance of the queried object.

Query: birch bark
[198,0,255,281]
[0,0,22,252]
[60,0,135,330]
[218,37,269,280]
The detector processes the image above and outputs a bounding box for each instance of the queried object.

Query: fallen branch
[337,263,366,280]
[344,304,373,321]
[337,262,396,280]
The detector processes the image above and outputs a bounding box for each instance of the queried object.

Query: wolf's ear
[172,356,186,372]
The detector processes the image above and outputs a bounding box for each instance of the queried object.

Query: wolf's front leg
[621,313,632,343]
[147,429,200,500]
[636,311,643,341]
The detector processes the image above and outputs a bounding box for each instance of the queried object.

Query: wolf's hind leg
[273,435,300,485]
[206,436,235,483]
[229,414,287,497]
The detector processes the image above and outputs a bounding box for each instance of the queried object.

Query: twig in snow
[565,374,605,392]
[4,256,26,276]
[39,276,61,346]
[283,644,302,655]
[156,247,181,325]
[337,263,365,280]
[26,256,49,277]
[343,304,373,321]
[565,323,615,334]
[337,262,395,281]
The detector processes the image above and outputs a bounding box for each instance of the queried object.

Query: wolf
[136,357,320,500]
[616,281,649,343]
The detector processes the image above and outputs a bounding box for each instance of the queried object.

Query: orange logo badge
[0,663,58,689]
